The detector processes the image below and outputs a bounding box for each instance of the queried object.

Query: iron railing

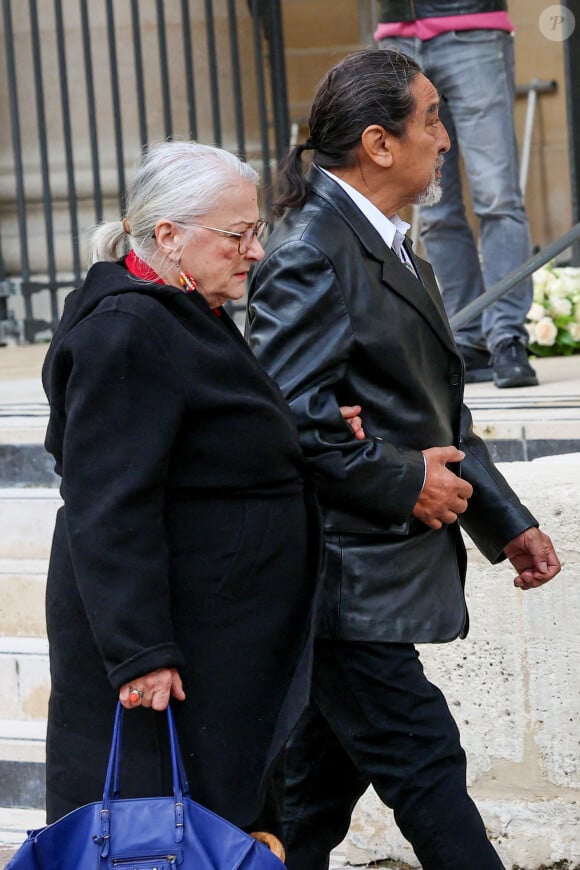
[450,223,580,330]
[0,0,289,341]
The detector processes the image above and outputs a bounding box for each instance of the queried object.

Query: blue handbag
[5,702,285,869]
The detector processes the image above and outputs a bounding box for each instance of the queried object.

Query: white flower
[575,303,580,324]
[527,302,546,321]
[532,268,553,303]
[534,316,558,346]
[567,322,580,342]
[525,322,536,341]
[548,296,573,317]
[551,271,580,297]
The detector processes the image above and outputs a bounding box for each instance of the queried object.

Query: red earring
[179,271,197,292]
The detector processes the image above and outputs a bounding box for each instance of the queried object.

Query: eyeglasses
[190,218,267,254]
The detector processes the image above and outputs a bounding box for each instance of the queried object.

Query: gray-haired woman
[42,140,363,858]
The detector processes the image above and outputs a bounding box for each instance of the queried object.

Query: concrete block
[0,489,61,559]
[0,638,49,722]
[0,560,48,637]
[0,720,46,763]
[346,793,580,868]
[0,806,45,846]
[0,445,59,487]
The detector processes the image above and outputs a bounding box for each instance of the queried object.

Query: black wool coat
[42,259,320,831]
[247,166,537,643]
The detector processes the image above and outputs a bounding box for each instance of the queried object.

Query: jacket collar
[307,165,458,355]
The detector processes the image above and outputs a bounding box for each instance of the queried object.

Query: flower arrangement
[526,263,580,356]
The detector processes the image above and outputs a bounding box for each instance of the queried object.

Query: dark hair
[275,48,421,213]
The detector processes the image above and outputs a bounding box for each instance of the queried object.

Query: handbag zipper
[111,855,177,868]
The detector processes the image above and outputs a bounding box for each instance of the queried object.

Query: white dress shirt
[320,168,416,273]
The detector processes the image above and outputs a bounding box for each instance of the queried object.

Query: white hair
[87,141,260,265]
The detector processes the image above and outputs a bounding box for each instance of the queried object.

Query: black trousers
[282,639,505,870]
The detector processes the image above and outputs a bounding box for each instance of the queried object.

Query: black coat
[42,259,319,831]
[247,166,536,643]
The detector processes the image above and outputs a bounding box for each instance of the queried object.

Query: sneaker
[491,338,539,388]
[458,345,493,383]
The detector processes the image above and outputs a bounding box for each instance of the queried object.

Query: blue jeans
[380,30,533,352]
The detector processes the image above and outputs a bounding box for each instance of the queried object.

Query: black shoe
[458,345,493,383]
[491,338,539,388]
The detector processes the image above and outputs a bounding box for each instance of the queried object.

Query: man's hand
[412,446,473,530]
[339,404,366,440]
[503,527,561,590]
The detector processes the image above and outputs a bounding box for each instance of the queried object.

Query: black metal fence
[0,0,289,341]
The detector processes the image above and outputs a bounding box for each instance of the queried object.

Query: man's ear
[154,219,181,257]
[360,125,395,169]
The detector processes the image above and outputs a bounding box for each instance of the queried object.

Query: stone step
[0,489,61,560]
[0,637,49,723]
[0,637,49,810]
[0,806,46,850]
[0,720,46,814]
[0,560,48,637]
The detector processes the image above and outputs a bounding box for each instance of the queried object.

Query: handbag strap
[111,702,124,798]
[97,702,188,856]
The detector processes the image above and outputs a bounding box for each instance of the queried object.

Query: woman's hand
[119,667,185,711]
[339,404,366,440]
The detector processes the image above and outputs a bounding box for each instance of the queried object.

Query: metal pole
[516,79,558,199]
[563,0,580,264]
[450,223,580,329]
[267,0,291,164]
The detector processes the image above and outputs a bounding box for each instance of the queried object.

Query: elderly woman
[42,141,363,854]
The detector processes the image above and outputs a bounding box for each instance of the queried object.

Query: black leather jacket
[248,166,536,643]
[378,0,507,21]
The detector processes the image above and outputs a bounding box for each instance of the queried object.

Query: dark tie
[392,231,416,275]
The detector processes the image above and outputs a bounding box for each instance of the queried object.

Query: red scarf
[124,249,221,315]
[125,249,165,283]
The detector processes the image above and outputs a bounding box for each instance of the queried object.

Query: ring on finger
[128,687,144,705]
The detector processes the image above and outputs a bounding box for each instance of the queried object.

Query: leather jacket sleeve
[247,240,425,530]
[459,403,538,563]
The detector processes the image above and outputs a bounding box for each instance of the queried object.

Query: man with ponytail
[247,48,559,869]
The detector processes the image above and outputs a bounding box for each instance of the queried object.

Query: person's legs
[285,639,504,870]
[283,699,369,870]
[419,30,537,385]
[382,31,537,386]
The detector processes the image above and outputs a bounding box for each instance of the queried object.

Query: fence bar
[266,1,290,165]
[180,0,197,140]
[3,0,31,292]
[563,0,580,265]
[204,0,222,145]
[450,223,580,330]
[105,0,125,210]
[80,0,103,222]
[155,0,173,140]
[130,0,148,149]
[249,0,273,215]
[54,0,82,283]
[29,0,58,322]
[226,0,245,159]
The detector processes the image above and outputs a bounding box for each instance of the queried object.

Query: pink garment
[374,11,513,42]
